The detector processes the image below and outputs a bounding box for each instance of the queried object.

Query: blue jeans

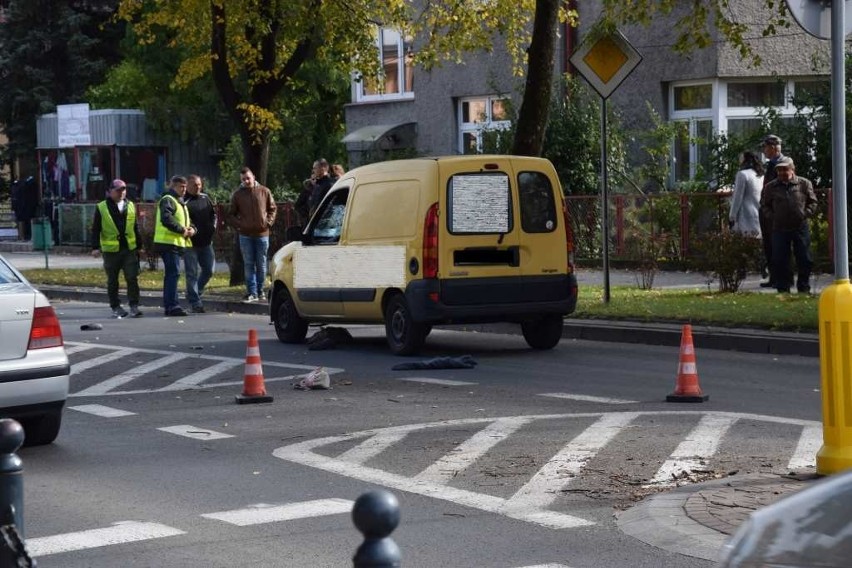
[160,249,184,311]
[239,235,269,296]
[185,244,215,307]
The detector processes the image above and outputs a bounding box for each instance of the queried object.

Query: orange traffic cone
[236,329,274,404]
[666,324,709,402]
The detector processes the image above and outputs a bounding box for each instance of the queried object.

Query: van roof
[346,155,552,177]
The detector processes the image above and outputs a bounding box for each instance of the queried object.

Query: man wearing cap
[759,134,785,288]
[760,156,818,294]
[154,175,195,316]
[90,179,143,318]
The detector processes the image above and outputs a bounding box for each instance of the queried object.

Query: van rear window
[518,171,557,233]
[447,173,512,234]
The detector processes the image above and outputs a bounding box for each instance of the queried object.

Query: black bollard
[352,490,401,567]
[0,419,25,538]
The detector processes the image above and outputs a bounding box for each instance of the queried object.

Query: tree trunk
[512,0,560,157]
[241,132,271,185]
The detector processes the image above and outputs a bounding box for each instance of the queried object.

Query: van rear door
[438,158,522,306]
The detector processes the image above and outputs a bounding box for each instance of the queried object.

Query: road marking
[157,425,234,440]
[158,360,242,392]
[501,413,638,524]
[415,417,533,484]
[788,423,821,470]
[201,498,354,526]
[28,521,185,557]
[68,404,136,418]
[398,377,478,386]
[338,430,412,465]
[538,393,638,405]
[70,348,136,375]
[517,565,574,568]
[74,353,186,396]
[64,343,98,355]
[63,341,344,396]
[648,413,738,486]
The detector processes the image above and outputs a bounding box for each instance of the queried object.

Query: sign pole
[600,99,610,303]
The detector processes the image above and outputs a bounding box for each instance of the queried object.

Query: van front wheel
[273,288,308,343]
[521,315,564,350]
[385,295,428,356]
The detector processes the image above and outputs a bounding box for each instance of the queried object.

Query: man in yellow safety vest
[154,175,195,316]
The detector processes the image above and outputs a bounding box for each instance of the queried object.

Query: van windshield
[447,173,512,234]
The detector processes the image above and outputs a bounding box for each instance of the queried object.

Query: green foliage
[543,76,627,195]
[637,104,687,192]
[689,230,763,292]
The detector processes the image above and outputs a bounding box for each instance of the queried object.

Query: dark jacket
[90,199,141,252]
[760,175,818,232]
[763,153,785,187]
[184,192,217,248]
[226,183,277,237]
[308,175,335,215]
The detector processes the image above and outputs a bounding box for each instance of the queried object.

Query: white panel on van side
[293,246,407,288]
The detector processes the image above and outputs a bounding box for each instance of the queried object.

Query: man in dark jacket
[90,179,143,318]
[226,167,277,303]
[759,134,785,288]
[154,176,195,316]
[760,156,818,294]
[307,159,335,217]
[183,174,216,313]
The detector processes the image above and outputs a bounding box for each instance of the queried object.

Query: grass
[20,267,820,332]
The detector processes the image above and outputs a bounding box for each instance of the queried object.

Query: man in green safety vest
[154,175,196,316]
[90,179,143,318]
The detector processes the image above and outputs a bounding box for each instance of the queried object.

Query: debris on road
[391,354,477,370]
[293,367,331,390]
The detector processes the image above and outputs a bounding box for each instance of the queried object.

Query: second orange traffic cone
[666,324,709,402]
[236,328,273,404]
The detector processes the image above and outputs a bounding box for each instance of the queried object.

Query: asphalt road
[19,300,822,567]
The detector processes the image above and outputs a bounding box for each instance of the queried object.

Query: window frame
[457,95,512,154]
[352,27,414,103]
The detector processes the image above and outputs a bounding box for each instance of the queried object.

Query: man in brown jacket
[226,167,277,302]
[759,156,818,294]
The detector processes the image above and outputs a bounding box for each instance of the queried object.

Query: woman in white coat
[729,151,764,236]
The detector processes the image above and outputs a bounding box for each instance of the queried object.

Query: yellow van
[268,155,578,355]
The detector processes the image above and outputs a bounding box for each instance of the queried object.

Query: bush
[689,230,763,292]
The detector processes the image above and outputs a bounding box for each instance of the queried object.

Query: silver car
[0,254,69,445]
[719,470,852,567]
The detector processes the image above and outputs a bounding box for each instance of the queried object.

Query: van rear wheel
[521,315,564,350]
[273,287,308,343]
[385,295,428,356]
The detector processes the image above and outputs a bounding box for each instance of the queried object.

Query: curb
[41,286,819,357]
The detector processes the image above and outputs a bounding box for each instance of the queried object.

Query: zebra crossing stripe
[70,349,136,375]
[27,521,184,557]
[201,499,353,526]
[73,353,185,396]
[501,413,638,520]
[398,378,478,386]
[538,393,638,405]
[788,423,821,470]
[648,413,738,486]
[68,404,136,418]
[338,430,412,465]
[64,343,98,355]
[158,360,242,392]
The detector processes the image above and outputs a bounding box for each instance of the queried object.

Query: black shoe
[112,306,129,319]
[759,281,776,288]
[191,305,206,313]
[797,287,811,294]
[777,288,791,294]
[130,306,144,318]
[165,307,188,317]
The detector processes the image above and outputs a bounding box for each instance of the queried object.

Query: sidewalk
[1,248,820,357]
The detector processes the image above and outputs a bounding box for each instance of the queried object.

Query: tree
[0,1,123,177]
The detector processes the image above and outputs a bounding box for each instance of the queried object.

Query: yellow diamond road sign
[571,31,642,99]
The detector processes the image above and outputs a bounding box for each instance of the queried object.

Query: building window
[727,81,786,107]
[353,27,414,102]
[673,84,712,111]
[458,96,511,154]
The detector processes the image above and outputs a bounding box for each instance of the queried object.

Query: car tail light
[423,202,439,279]
[29,306,64,350]
[562,203,575,274]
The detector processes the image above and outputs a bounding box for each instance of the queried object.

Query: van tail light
[562,202,575,274]
[29,306,64,350]
[423,202,440,279]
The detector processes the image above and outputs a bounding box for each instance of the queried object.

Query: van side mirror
[285,226,304,243]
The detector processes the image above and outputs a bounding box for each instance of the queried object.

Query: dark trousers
[102,249,140,309]
[759,210,773,280]
[771,225,813,292]
[159,249,184,311]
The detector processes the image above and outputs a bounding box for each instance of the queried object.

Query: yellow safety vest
[154,194,191,248]
[97,200,137,252]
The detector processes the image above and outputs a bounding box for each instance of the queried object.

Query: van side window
[517,171,557,233]
[447,173,513,234]
[310,188,349,244]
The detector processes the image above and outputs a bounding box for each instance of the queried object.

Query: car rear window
[0,259,21,284]
[447,173,513,234]
[518,171,557,233]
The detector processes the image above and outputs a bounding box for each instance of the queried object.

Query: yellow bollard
[817,279,852,474]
